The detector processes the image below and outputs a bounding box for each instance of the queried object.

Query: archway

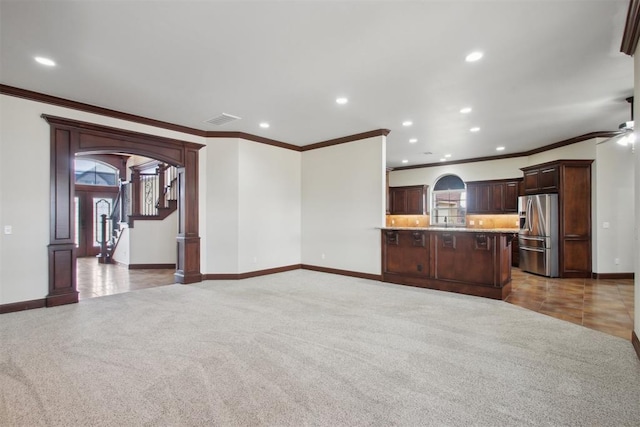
[43,115,204,307]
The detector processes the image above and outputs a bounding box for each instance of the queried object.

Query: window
[431,174,466,226]
[74,159,119,186]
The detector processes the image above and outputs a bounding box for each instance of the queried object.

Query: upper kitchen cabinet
[466,178,521,214]
[389,185,428,215]
[522,164,559,194]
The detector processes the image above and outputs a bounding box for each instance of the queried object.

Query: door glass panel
[93,197,113,247]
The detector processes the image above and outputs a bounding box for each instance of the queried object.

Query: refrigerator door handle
[521,246,545,253]
[527,198,533,232]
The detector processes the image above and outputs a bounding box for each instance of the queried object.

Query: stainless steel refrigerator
[518,194,559,277]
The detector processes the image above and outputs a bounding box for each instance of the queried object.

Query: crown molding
[1,84,209,137]
[392,131,619,171]
[301,129,391,152]
[621,0,640,55]
[204,131,300,151]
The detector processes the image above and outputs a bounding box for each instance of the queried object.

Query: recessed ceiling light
[496,146,505,151]
[402,120,413,127]
[444,154,452,158]
[259,122,270,128]
[35,56,56,66]
[465,51,483,62]
[440,158,447,162]
[460,107,472,114]
[470,127,481,132]
[401,159,409,164]
[409,138,417,143]
[336,97,348,105]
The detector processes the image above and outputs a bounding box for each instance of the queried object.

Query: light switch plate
[4,225,12,235]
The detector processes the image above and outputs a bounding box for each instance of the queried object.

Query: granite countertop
[380,227,519,233]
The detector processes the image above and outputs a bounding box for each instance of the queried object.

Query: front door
[74,185,118,257]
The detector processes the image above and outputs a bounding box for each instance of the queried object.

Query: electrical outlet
[3,225,12,235]
[603,222,610,229]
[614,258,620,265]
[321,253,325,259]
[479,220,483,226]
[469,220,475,226]
[252,257,257,263]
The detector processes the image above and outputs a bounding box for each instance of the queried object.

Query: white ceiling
[0,0,634,168]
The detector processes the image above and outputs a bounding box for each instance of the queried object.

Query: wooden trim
[632,331,640,360]
[591,272,634,280]
[0,298,47,314]
[203,264,302,280]
[41,114,205,155]
[301,264,382,281]
[206,131,300,151]
[128,264,176,270]
[301,129,391,152]
[392,132,618,171]
[45,117,204,307]
[2,84,209,137]
[621,0,640,55]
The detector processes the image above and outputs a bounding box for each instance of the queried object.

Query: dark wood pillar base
[632,331,640,361]
[175,236,202,284]
[46,291,79,307]
[47,243,78,307]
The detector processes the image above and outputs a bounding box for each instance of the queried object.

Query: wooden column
[130,168,141,216]
[175,147,202,284]
[47,127,78,306]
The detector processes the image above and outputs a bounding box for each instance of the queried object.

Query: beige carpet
[1,269,639,426]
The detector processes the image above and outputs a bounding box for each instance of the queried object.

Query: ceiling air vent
[205,113,241,126]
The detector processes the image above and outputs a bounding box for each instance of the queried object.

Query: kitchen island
[381,227,518,300]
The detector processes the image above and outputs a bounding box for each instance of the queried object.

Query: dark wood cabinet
[466,179,521,214]
[504,181,519,211]
[383,230,430,277]
[523,165,559,194]
[520,160,593,278]
[389,185,428,215]
[382,229,514,300]
[511,237,519,267]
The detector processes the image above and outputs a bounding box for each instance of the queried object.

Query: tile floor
[77,258,635,340]
[76,257,175,300]
[506,268,635,340]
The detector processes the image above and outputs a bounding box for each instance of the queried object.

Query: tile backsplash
[386,215,429,227]
[386,214,518,229]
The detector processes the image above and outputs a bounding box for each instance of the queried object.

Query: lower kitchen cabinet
[382,228,515,300]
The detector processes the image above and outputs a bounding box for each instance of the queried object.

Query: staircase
[99,164,178,263]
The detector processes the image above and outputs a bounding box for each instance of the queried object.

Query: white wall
[238,140,301,272]
[129,211,178,265]
[200,137,302,275]
[302,136,386,275]
[200,139,240,274]
[112,226,130,265]
[0,94,205,305]
[594,137,634,273]
[390,157,525,188]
